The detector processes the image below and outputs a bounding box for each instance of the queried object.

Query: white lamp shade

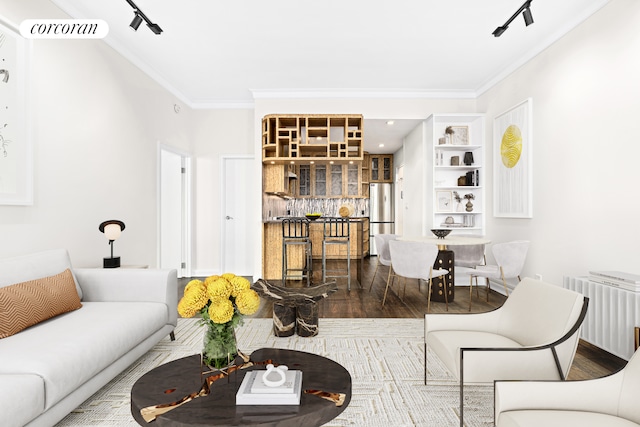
[104,223,122,241]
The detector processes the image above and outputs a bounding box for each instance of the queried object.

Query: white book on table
[236,370,302,405]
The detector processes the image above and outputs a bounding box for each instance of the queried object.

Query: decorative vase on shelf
[465,200,474,212]
[202,320,238,370]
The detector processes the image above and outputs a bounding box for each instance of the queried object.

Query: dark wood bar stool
[322,217,351,291]
[282,218,312,286]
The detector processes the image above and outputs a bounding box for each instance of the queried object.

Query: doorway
[159,146,191,278]
[221,156,254,275]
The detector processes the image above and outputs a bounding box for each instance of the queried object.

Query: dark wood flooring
[178,257,626,381]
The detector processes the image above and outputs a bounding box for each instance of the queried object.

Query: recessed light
[386,120,394,125]
[349,161,354,164]
[290,161,295,164]
[310,161,315,164]
[270,161,275,164]
[329,161,334,164]
[379,144,385,148]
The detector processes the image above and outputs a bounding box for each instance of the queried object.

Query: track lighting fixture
[129,13,142,31]
[492,0,534,37]
[125,0,163,34]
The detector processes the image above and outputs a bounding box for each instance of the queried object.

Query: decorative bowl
[431,229,451,239]
[305,213,322,221]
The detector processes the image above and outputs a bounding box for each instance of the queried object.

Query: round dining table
[398,234,491,302]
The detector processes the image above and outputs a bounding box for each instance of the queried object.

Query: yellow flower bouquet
[177,273,261,369]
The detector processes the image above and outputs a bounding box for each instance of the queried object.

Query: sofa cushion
[0,301,168,409]
[0,374,45,427]
[0,268,82,338]
[498,410,640,427]
[0,249,83,299]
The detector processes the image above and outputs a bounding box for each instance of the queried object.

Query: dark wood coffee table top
[131,348,352,427]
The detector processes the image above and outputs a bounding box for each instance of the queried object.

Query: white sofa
[495,349,640,427]
[0,249,178,427]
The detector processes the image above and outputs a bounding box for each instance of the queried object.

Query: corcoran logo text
[20,19,109,39]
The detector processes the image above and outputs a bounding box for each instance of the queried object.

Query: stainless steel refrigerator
[369,183,395,256]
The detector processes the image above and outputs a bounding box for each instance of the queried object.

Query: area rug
[56,318,494,427]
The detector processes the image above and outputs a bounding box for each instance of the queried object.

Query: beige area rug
[56,318,494,427]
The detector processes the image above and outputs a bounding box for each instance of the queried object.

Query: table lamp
[99,220,125,268]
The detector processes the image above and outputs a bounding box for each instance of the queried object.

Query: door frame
[157,143,192,277]
[220,155,254,275]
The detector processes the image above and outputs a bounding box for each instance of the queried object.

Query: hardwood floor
[179,257,626,381]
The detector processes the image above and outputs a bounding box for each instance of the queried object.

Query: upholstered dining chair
[424,277,589,427]
[468,240,529,299]
[451,244,486,310]
[386,240,449,311]
[368,234,398,293]
[494,348,640,426]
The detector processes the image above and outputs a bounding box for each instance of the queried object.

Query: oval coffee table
[131,348,352,426]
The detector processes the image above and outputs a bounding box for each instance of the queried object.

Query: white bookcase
[425,113,485,236]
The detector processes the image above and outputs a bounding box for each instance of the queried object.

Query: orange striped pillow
[0,268,82,339]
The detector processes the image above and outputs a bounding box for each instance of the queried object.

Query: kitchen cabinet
[262,218,369,281]
[426,113,485,236]
[370,154,393,183]
[262,114,363,163]
[294,163,365,198]
[263,164,296,197]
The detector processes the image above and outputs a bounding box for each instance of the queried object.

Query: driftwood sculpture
[251,279,338,337]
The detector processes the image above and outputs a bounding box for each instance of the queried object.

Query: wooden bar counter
[262,217,369,286]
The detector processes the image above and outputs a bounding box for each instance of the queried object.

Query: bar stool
[281,218,312,286]
[322,217,351,291]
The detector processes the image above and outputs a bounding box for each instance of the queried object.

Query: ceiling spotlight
[386,120,395,125]
[125,0,163,34]
[129,13,142,31]
[523,7,534,26]
[492,0,534,37]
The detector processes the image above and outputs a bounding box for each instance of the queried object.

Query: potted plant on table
[177,274,261,370]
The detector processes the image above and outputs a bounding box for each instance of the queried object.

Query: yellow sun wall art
[493,98,532,218]
[501,125,523,168]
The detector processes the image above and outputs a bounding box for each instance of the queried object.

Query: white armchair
[425,277,589,427]
[495,349,640,426]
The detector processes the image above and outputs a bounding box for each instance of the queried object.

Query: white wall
[0,1,195,267]
[191,108,254,276]
[477,0,640,285]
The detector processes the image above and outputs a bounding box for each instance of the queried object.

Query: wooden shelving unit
[262,114,364,163]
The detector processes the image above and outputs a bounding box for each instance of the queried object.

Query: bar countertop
[263,216,368,224]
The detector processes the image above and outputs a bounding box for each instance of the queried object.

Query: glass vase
[202,321,238,370]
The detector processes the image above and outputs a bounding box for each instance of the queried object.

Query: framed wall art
[0,18,32,205]
[450,125,469,145]
[493,98,533,218]
[436,190,452,212]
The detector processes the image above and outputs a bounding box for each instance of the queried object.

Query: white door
[222,157,253,275]
[160,147,190,277]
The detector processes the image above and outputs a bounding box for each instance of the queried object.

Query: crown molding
[251,88,477,100]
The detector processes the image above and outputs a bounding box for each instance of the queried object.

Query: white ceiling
[50,0,609,153]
